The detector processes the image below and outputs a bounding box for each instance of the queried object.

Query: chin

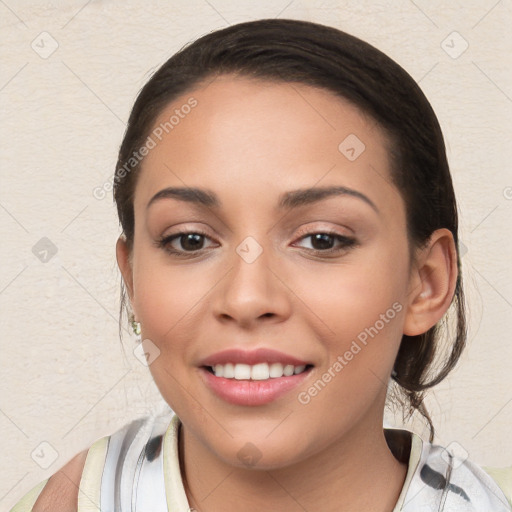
[207,432,310,471]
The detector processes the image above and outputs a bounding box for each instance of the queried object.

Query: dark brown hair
[113,18,466,442]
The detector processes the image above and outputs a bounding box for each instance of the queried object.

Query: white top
[11,408,512,511]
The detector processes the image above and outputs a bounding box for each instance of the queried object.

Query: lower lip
[199,367,312,406]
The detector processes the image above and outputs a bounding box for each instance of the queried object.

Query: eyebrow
[146,185,379,213]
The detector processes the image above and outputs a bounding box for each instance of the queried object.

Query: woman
[13,18,511,512]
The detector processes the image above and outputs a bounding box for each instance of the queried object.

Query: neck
[179,410,408,512]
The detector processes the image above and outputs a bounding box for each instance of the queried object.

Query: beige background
[1,0,511,508]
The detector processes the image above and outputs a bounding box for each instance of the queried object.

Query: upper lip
[199,348,311,367]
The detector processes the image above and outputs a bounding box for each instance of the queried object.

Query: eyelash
[154,229,357,258]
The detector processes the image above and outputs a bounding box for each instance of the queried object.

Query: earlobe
[403,229,458,336]
[116,236,135,306]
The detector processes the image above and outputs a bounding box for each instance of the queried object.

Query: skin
[32,449,87,511]
[39,75,457,511]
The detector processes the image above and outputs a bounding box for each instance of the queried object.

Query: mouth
[199,362,314,406]
[203,362,314,380]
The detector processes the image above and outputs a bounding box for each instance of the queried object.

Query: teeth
[210,362,308,380]
[251,363,269,380]
[234,363,251,380]
[223,363,235,378]
[283,364,294,376]
[269,362,284,378]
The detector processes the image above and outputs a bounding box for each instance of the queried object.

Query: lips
[197,347,314,406]
[198,347,311,367]
[199,366,312,406]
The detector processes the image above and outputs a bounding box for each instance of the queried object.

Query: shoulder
[13,448,89,512]
[10,408,176,512]
[9,419,139,511]
[408,435,512,511]
[482,465,512,508]
[385,427,512,511]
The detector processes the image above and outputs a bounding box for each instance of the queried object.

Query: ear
[116,236,136,316]
[403,228,458,336]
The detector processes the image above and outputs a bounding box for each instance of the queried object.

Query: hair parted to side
[113,18,466,442]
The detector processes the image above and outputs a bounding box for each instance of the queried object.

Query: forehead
[133,75,402,218]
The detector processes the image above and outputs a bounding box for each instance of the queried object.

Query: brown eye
[175,233,206,251]
[155,231,217,256]
[294,232,357,255]
[310,233,336,250]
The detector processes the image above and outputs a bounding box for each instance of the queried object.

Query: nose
[212,238,292,329]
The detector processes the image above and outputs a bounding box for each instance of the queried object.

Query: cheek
[132,258,204,410]
[131,249,213,341]
[296,253,407,335]
[293,241,408,373]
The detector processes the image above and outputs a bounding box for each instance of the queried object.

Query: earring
[130,314,141,336]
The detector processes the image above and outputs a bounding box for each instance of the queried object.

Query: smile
[207,362,311,380]
[199,364,313,406]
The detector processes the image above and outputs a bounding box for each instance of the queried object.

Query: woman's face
[122,75,415,468]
